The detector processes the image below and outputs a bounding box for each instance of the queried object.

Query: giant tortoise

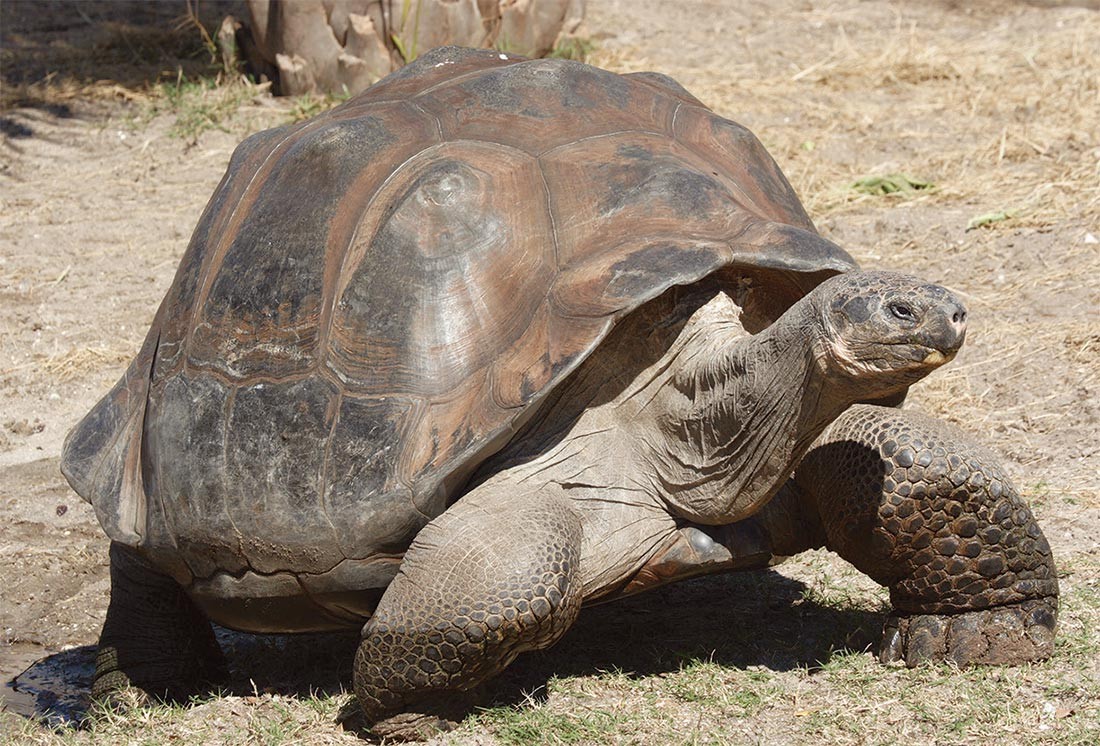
[62,46,1058,738]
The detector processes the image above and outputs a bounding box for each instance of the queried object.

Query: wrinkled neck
[646,299,849,525]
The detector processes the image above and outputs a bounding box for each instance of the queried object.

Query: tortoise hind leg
[795,404,1058,667]
[94,542,227,702]
[354,487,583,741]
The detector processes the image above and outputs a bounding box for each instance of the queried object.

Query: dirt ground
[1,0,1098,744]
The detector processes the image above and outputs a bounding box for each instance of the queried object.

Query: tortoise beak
[924,296,968,360]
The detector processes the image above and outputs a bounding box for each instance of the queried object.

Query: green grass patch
[481,701,625,745]
[549,37,597,62]
[148,70,257,140]
[1051,559,1100,662]
[285,91,350,124]
[391,0,423,64]
[665,660,781,717]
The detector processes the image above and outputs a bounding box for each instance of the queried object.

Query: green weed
[549,37,596,62]
[151,70,256,140]
[285,91,349,124]
[851,173,935,196]
[967,210,1017,230]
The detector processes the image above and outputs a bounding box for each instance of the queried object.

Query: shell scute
[189,109,433,379]
[672,104,815,230]
[143,372,243,579]
[223,376,343,574]
[328,141,555,398]
[326,394,426,557]
[549,239,734,321]
[539,133,750,267]
[623,71,708,108]
[417,58,680,154]
[61,329,159,545]
[488,307,556,411]
[403,368,516,517]
[153,126,289,382]
[358,46,521,102]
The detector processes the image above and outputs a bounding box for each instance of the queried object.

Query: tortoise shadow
[487,568,884,707]
[5,568,884,729]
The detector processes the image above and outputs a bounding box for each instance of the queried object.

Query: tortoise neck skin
[642,290,847,526]
[641,271,965,526]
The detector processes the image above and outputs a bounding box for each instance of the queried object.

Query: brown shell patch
[672,104,815,231]
[142,372,244,579]
[152,125,289,382]
[188,108,437,380]
[222,376,344,574]
[325,394,427,558]
[539,133,749,268]
[417,58,681,154]
[354,46,521,103]
[328,141,555,399]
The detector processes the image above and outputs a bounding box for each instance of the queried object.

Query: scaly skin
[353,488,584,740]
[94,543,227,702]
[795,404,1058,666]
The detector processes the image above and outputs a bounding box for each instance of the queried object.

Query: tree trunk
[241,0,585,96]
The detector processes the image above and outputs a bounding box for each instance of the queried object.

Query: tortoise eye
[889,302,916,322]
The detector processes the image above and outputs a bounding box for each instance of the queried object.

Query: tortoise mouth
[920,348,953,366]
[879,342,959,371]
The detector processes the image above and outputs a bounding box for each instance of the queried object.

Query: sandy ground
[1,0,1098,743]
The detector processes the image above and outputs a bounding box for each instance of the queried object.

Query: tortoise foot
[93,543,228,704]
[370,715,450,743]
[89,676,152,712]
[354,489,582,736]
[880,596,1057,667]
[92,640,228,703]
[367,693,474,742]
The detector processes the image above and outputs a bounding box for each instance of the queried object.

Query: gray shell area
[61,47,857,616]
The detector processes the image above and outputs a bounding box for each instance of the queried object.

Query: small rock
[4,418,45,436]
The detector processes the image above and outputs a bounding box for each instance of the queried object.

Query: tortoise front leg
[94,542,227,702]
[795,404,1058,666]
[354,487,584,741]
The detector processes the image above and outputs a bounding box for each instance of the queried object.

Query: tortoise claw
[880,596,1058,667]
[369,712,458,743]
[365,692,475,742]
[879,618,904,665]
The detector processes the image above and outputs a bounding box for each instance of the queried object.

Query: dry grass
[38,346,134,383]
[587,6,1099,227]
[0,348,130,383]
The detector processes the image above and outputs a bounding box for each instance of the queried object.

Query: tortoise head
[811,270,968,397]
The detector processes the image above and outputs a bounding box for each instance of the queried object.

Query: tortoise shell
[62,47,856,614]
